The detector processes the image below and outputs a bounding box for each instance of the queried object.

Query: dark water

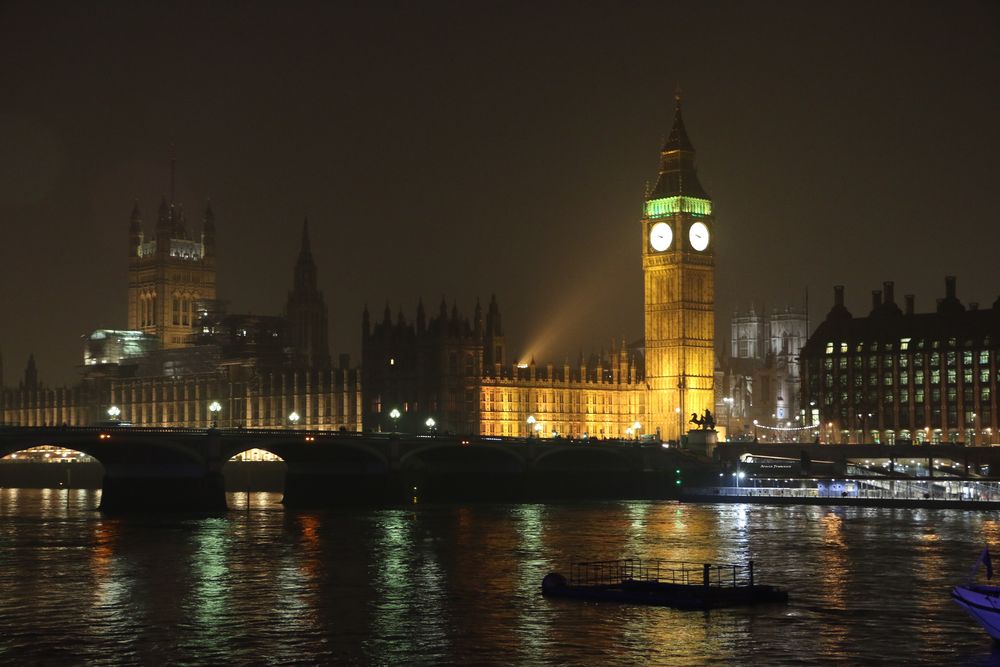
[2,490,1000,665]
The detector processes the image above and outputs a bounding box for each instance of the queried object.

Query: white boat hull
[952,584,1000,641]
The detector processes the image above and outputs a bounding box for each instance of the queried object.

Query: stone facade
[1,190,360,433]
[4,102,717,442]
[362,96,714,441]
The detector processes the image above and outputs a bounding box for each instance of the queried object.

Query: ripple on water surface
[0,490,998,665]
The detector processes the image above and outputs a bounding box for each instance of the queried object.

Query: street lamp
[527,415,536,438]
[208,401,222,428]
[289,411,300,428]
[107,405,121,422]
[752,419,759,441]
[534,422,543,437]
[632,421,641,441]
[389,408,401,432]
[626,427,634,439]
[425,417,436,433]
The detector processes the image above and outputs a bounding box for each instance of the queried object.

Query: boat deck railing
[567,559,755,589]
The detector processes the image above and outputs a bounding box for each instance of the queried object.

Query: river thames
[1,489,999,665]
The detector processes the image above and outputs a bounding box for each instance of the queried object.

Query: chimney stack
[834,285,845,308]
[946,275,957,300]
[905,294,915,316]
[871,290,882,311]
[883,281,895,305]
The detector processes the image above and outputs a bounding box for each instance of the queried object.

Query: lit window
[900,337,911,351]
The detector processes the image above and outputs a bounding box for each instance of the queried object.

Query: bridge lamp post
[527,415,536,439]
[208,401,222,429]
[389,408,401,433]
[534,422,543,438]
[107,405,121,422]
[289,411,300,429]
[626,427,634,439]
[425,417,436,434]
[632,421,641,442]
[752,419,759,441]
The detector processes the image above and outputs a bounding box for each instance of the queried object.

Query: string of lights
[752,422,821,432]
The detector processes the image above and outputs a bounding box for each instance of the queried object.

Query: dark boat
[542,558,788,610]
[952,547,1000,640]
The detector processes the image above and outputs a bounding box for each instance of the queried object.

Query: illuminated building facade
[640,93,715,441]
[801,277,1000,445]
[362,295,645,437]
[5,102,716,442]
[127,161,217,348]
[1,204,361,432]
[363,97,710,440]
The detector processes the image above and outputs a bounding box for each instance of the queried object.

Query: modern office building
[801,278,999,445]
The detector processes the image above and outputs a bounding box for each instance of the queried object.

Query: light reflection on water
[1,490,1000,664]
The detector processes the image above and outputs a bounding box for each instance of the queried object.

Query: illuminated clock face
[689,221,709,251]
[649,222,672,252]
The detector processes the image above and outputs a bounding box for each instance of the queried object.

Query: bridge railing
[0,425,666,449]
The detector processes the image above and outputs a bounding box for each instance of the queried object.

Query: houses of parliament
[0,99,717,442]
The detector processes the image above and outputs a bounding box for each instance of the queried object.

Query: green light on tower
[644,196,712,218]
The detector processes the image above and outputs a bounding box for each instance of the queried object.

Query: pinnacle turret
[202,201,216,256]
[662,88,695,152]
[291,219,318,294]
[648,90,709,200]
[129,201,142,231]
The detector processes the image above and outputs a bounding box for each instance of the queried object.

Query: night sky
[1,1,998,386]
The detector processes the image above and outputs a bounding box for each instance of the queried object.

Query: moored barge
[542,558,788,610]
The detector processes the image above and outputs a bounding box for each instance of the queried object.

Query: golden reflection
[912,523,946,645]
[90,520,119,587]
[981,519,1000,545]
[817,512,847,599]
[89,519,128,619]
[295,513,321,580]
[813,510,849,655]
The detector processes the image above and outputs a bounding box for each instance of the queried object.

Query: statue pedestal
[685,429,718,457]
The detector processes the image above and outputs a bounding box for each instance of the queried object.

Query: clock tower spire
[642,94,715,442]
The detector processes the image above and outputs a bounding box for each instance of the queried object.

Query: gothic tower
[641,92,715,441]
[285,219,331,368]
[127,157,217,347]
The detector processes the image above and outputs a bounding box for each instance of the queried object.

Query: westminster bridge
[0,426,698,511]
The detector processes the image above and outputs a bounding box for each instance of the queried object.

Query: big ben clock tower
[642,92,715,442]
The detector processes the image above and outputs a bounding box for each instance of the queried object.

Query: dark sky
[1,1,998,386]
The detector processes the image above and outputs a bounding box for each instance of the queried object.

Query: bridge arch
[532,445,636,472]
[1,444,95,463]
[220,437,390,473]
[399,440,527,472]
